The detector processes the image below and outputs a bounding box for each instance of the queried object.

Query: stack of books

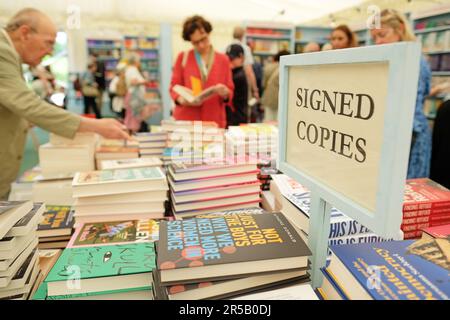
[134,132,168,159]
[37,206,75,250]
[49,132,98,147]
[71,167,169,224]
[168,161,262,219]
[66,218,160,248]
[231,283,318,300]
[39,143,95,179]
[161,120,224,165]
[0,201,44,300]
[153,212,312,300]
[258,159,278,192]
[8,166,42,202]
[225,124,278,164]
[320,240,450,300]
[95,138,139,170]
[35,243,156,300]
[402,178,450,239]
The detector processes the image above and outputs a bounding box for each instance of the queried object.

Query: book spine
[403,230,423,239]
[328,233,389,246]
[402,213,450,224]
[403,201,450,211]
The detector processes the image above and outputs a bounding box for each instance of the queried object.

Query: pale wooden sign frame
[278,42,422,287]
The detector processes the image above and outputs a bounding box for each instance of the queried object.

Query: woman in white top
[124,53,159,132]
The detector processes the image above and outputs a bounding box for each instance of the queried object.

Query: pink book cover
[172,181,261,196]
[67,219,159,248]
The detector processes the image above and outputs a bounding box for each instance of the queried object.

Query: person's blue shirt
[407,56,432,179]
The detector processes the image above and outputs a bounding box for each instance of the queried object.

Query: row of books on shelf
[3,199,448,301]
[251,39,291,55]
[246,28,292,37]
[417,30,450,53]
[5,177,450,300]
[415,18,450,31]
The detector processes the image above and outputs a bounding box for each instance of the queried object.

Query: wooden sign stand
[277,42,422,288]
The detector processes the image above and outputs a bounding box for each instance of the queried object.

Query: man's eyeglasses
[191,35,209,46]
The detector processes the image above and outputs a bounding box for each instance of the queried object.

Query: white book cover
[72,167,166,187]
[100,158,163,170]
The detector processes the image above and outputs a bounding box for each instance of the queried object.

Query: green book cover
[46,243,156,283]
[38,205,74,231]
[157,212,311,271]
[32,282,48,300]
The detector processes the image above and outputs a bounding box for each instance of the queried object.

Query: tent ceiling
[0,0,366,25]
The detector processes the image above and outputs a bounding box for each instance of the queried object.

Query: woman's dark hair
[182,15,213,41]
[332,24,358,48]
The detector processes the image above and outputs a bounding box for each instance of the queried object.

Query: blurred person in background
[371,9,431,178]
[124,52,159,133]
[0,8,129,200]
[81,62,102,119]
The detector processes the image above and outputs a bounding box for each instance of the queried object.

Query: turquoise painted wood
[308,194,332,288]
[277,42,422,288]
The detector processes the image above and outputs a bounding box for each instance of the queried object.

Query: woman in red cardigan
[170,15,234,129]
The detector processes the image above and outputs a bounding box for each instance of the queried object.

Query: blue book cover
[330,240,450,300]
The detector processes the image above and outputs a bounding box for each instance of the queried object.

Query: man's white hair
[5,8,47,32]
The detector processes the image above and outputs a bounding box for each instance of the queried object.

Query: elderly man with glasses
[0,8,130,200]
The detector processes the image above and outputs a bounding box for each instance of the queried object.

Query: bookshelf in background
[244,22,295,65]
[123,35,163,123]
[86,38,123,87]
[294,26,331,53]
[412,8,450,123]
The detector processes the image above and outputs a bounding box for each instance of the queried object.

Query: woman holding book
[370,9,432,179]
[170,15,234,128]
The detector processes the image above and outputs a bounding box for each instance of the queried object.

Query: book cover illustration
[13,203,44,228]
[407,237,450,271]
[74,167,165,185]
[38,206,74,231]
[68,219,159,248]
[46,243,156,282]
[330,241,450,300]
[157,213,311,271]
[0,201,27,215]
